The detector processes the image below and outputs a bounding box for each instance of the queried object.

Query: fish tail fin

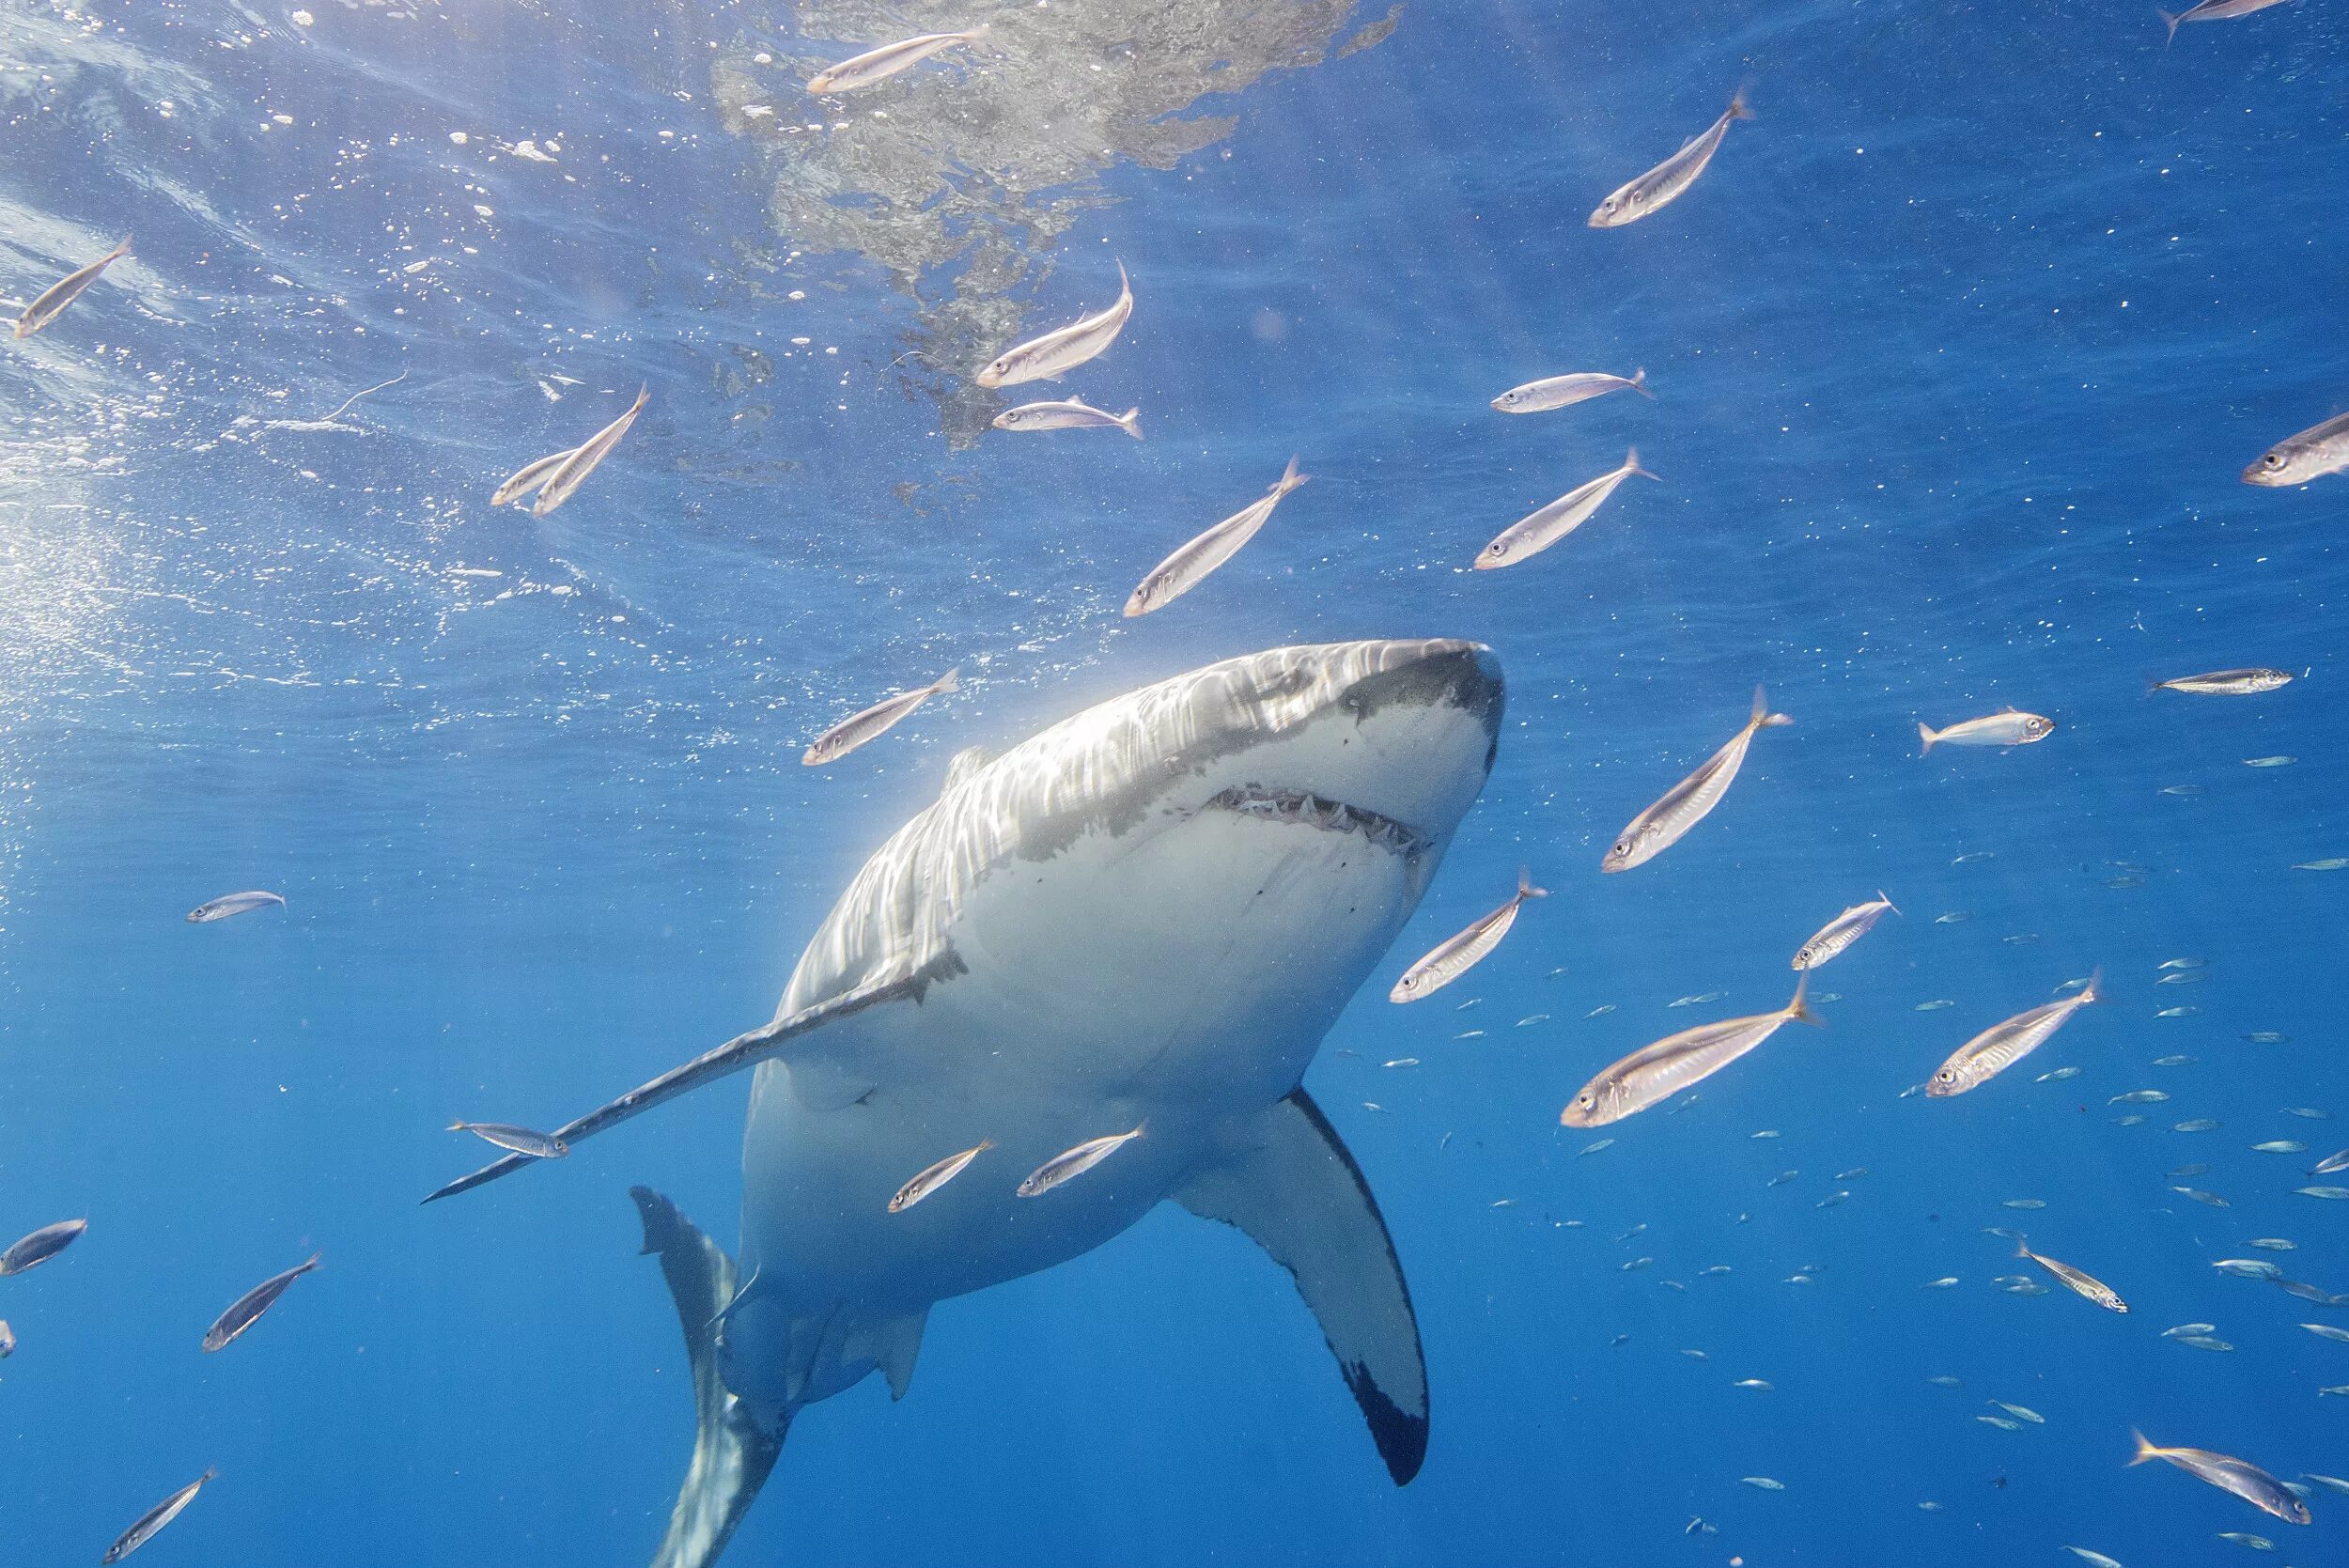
[1880,891,1901,917]
[109,233,134,260]
[932,667,961,694]
[303,1251,324,1272]
[1629,367,1657,398]
[1277,454,1311,493]
[976,1137,996,1152]
[1728,87,1755,121]
[1115,256,1131,299]
[446,1121,468,1131]
[2129,1428,2161,1465]
[2157,8,2181,43]
[1750,685,1794,728]
[1625,445,1659,481]
[1787,970,1823,1027]
[630,383,651,411]
[2079,967,2105,1006]
[2146,675,2169,694]
[962,21,991,39]
[1117,407,1143,440]
[1519,865,1548,900]
[633,1188,787,1568]
[2015,1237,2031,1260]
[1918,721,1937,755]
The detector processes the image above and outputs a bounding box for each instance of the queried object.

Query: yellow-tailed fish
[1016,1125,1145,1198]
[1562,974,1819,1127]
[1791,893,1899,970]
[2129,1431,2310,1525]
[1490,369,1653,413]
[531,385,647,517]
[1473,447,1655,569]
[1124,457,1307,617]
[491,446,578,507]
[2153,668,2293,695]
[1603,686,1792,872]
[1927,973,2102,1096]
[1918,708,2055,753]
[2015,1237,2128,1312]
[802,667,959,766]
[2160,0,2292,46]
[807,25,987,94]
[1391,868,1547,1002]
[976,260,1131,388]
[14,233,132,339]
[2243,410,2349,487]
[889,1140,994,1213]
[1589,92,1753,228]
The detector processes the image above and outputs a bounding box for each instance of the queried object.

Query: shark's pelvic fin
[423,974,922,1203]
[1173,1087,1430,1483]
[632,1187,786,1568]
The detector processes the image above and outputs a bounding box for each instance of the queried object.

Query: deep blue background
[2,0,2344,1562]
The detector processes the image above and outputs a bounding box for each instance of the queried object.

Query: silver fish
[0,1218,86,1276]
[531,385,647,517]
[1791,892,1899,970]
[2176,1334,2233,1350]
[2244,410,2349,487]
[1391,868,1547,1002]
[449,1121,568,1159]
[2063,1550,2124,1568]
[1926,974,2101,1096]
[1589,93,1753,228]
[889,1140,994,1213]
[2110,1091,2169,1104]
[2296,1186,2349,1200]
[1489,368,1654,413]
[490,446,578,506]
[2160,0,2292,45]
[1740,1475,1784,1491]
[2162,1323,2218,1338]
[2303,1474,2349,1497]
[102,1469,217,1563]
[2155,668,2294,695]
[0,1319,11,1357]
[1562,975,1818,1127]
[802,667,959,766]
[186,890,286,924]
[976,260,1132,388]
[2130,1432,2311,1526]
[807,25,987,94]
[2173,1187,2231,1208]
[1992,1400,2046,1423]
[2213,1259,2282,1279]
[2016,1238,2128,1312]
[1602,686,1792,872]
[14,233,132,339]
[201,1253,321,1353]
[1473,447,1656,569]
[1016,1124,1145,1198]
[2310,1150,2349,1175]
[1124,457,1308,617]
[991,399,1142,439]
[1918,708,2055,753]
[2301,1323,2349,1343]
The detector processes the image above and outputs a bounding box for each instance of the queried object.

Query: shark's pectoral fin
[631,1187,786,1568]
[1173,1087,1430,1484]
[423,973,923,1203]
[860,1309,927,1401]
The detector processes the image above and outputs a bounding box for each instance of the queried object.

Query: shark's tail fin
[632,1187,786,1568]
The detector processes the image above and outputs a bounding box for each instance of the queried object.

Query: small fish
[2154,668,2294,696]
[1766,1171,1799,1187]
[102,1469,218,1562]
[1924,1276,1959,1289]
[1836,1167,1869,1180]
[2003,1198,2047,1211]
[2177,1335,2234,1351]
[1734,1377,1771,1389]
[2162,784,2209,796]
[977,260,1131,388]
[186,890,286,924]
[0,1319,12,1356]
[2244,409,2349,486]
[2310,1150,2349,1175]
[1701,1265,1733,1277]
[2170,1163,2211,1176]
[2111,1091,2169,1104]
[991,399,1143,440]
[1815,1190,1850,1209]
[2173,1188,2232,1208]
[1935,911,1971,924]
[2038,1065,2082,1082]
[2245,755,2297,768]
[2303,1474,2349,1496]
[2132,1432,2311,1525]
[2213,1259,2282,1279]
[448,1122,568,1159]
[2301,1323,2349,1343]
[1979,1415,2022,1430]
[201,1254,322,1352]
[889,1140,994,1213]
[1992,1401,2046,1423]
[803,668,959,766]
[490,446,577,507]
[2112,1114,2147,1127]
[807,26,987,94]
[2247,1239,2297,1250]
[0,1219,86,1276]
[2154,1055,2198,1066]
[2285,1108,2335,1120]
[1679,1347,1707,1358]
[1918,708,2056,753]
[2214,1533,2273,1551]
[1685,1515,1714,1535]
[1740,1475,1785,1491]
[2324,1386,2349,1397]
[2159,956,2208,970]
[1792,893,1899,970]
[1381,1058,1420,1069]
[1585,1003,1617,1017]
[1590,92,1753,227]
[531,385,647,517]
[1126,456,1309,616]
[1916,999,1956,1012]
[1562,975,1820,1127]
[1474,448,1657,569]
[1928,974,2102,1096]
[1621,1257,1653,1272]
[1750,1128,1781,1139]
[2244,1032,2292,1045]
[1016,1124,1145,1198]
[2156,970,2208,986]
[2175,1119,2221,1133]
[1490,368,1654,413]
[2163,1324,2219,1339]
[2156,1006,2200,1017]
[1578,1138,1615,1157]
[1391,868,1546,1002]
[2272,1279,2337,1305]
[1669,992,1725,1008]
[2015,1238,2127,1312]
[2063,1550,2124,1568]
[2292,858,2348,871]
[1602,686,1792,872]
[14,233,132,338]
[2297,1187,2349,1201]
[1516,1015,1549,1027]
[2252,1141,2306,1154]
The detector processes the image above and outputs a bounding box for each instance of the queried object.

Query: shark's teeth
[1205,786,1430,858]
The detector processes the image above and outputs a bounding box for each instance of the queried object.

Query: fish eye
[2263,452,2284,468]
[1611,839,1630,857]
[1400,974,1417,990]
[1578,1092,1595,1109]
[1935,1068,1955,1083]
[1486,540,1507,556]
[1602,197,1617,212]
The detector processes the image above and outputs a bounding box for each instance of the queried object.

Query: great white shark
[428,637,1505,1565]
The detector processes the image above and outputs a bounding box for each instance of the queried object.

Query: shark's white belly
[738,803,1423,1316]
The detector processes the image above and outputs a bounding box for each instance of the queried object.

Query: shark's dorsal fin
[941,744,994,793]
[1173,1087,1429,1483]
[424,972,924,1203]
[631,1188,786,1568]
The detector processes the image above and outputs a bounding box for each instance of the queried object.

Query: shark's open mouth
[1206,785,1432,859]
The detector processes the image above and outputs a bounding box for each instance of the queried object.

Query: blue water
[4,0,2345,1562]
